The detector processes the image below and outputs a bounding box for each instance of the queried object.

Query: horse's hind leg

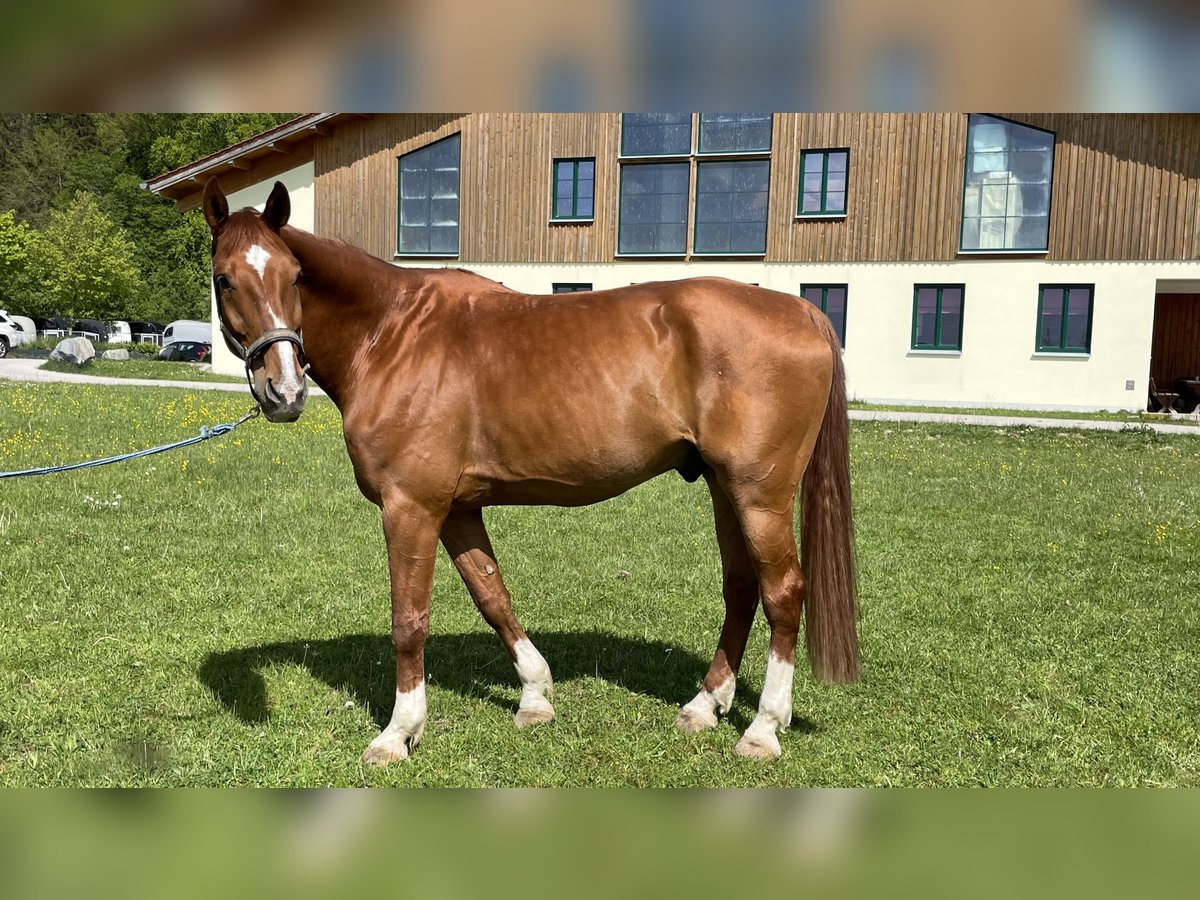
[441,509,555,727]
[732,502,806,760]
[676,475,759,733]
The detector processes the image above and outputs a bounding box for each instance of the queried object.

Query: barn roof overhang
[141,113,359,211]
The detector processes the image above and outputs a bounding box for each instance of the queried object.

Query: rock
[101,349,130,361]
[50,337,95,365]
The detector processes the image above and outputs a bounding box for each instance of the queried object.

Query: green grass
[848,400,1178,424]
[2,381,1200,786]
[39,358,245,384]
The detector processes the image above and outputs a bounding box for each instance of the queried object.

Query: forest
[0,114,293,324]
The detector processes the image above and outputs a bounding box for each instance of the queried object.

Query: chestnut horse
[202,177,858,763]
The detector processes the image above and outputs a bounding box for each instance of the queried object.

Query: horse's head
[203,177,308,423]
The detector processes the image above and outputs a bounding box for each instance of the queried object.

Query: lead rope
[0,404,261,479]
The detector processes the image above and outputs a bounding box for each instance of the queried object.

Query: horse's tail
[801,316,860,684]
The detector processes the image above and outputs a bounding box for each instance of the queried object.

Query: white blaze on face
[245,244,271,282]
[266,309,305,399]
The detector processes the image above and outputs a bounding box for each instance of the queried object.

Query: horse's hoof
[514,705,555,728]
[734,732,781,760]
[675,706,718,734]
[361,741,410,766]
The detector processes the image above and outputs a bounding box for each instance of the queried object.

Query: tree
[23,191,143,320]
[0,210,30,310]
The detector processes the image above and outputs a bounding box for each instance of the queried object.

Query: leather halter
[217,304,307,404]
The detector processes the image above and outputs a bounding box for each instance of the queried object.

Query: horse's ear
[202,177,228,232]
[262,181,290,231]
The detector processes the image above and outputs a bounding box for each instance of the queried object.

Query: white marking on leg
[678,674,736,731]
[245,244,271,281]
[365,681,426,761]
[513,638,554,725]
[737,654,795,758]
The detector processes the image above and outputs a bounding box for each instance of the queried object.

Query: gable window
[961,114,1054,253]
[801,284,848,347]
[552,283,593,293]
[397,133,461,256]
[798,149,849,217]
[552,158,595,221]
[912,284,964,351]
[1037,285,1093,353]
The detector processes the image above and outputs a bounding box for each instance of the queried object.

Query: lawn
[2,381,1199,786]
[39,358,245,384]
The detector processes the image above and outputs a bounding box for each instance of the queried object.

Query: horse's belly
[454,437,697,508]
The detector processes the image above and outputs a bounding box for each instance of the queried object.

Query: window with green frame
[911,284,965,350]
[798,149,849,216]
[552,158,595,221]
[552,282,592,293]
[801,284,848,346]
[618,113,772,257]
[1037,284,1093,352]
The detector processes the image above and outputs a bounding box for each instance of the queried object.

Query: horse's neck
[282,228,401,408]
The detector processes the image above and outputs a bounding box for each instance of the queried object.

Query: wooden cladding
[312,113,1200,265]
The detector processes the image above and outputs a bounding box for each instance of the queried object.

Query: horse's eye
[214,274,231,293]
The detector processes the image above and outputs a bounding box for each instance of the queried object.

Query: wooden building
[146,113,1200,412]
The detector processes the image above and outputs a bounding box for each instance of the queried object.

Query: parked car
[159,341,212,362]
[0,310,18,358]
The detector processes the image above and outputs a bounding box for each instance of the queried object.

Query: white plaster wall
[394,257,1200,412]
[208,163,315,376]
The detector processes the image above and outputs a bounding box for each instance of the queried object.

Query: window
[961,114,1054,252]
[621,113,692,157]
[397,133,461,256]
[618,162,690,255]
[912,285,964,351]
[694,160,770,254]
[697,113,773,154]
[552,158,595,221]
[552,283,593,293]
[619,113,772,257]
[1037,285,1093,353]
[798,149,849,217]
[801,284,848,347]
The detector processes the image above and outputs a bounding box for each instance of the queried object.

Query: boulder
[101,349,130,361]
[50,337,95,365]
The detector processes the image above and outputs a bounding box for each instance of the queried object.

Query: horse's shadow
[198,630,818,735]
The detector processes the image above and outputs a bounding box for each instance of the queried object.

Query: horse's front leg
[362,495,445,766]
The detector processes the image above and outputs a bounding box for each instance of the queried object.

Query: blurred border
[3,0,1196,110]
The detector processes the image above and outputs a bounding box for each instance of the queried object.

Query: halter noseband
[219,318,308,403]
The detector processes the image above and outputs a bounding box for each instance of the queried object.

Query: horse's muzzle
[261,377,307,423]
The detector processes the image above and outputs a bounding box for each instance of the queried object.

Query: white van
[162,320,212,345]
